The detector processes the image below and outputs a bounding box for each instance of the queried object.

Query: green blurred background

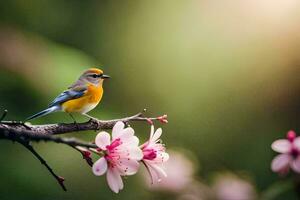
[0,0,300,199]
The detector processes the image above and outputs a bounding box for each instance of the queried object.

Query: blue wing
[48,86,87,108]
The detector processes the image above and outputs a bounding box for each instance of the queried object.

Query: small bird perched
[27,68,110,121]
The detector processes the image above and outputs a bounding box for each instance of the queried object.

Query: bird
[26,68,110,121]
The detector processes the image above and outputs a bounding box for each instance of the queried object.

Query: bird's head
[81,68,110,86]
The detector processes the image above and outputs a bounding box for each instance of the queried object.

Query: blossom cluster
[271,130,300,174]
[91,121,169,193]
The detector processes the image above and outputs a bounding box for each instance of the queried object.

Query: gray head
[79,68,110,85]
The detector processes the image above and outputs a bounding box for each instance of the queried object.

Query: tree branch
[0,125,97,148]
[0,109,168,191]
[0,110,168,136]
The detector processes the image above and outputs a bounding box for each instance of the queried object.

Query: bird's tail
[26,106,60,121]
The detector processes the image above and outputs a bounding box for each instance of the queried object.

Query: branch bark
[0,110,167,191]
[0,110,167,136]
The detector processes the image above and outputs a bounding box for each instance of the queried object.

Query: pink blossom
[212,173,257,200]
[271,130,300,174]
[141,125,169,184]
[92,121,143,193]
[177,181,213,200]
[143,150,195,192]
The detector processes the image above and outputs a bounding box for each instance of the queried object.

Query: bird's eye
[92,74,98,78]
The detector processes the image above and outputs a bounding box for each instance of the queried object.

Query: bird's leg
[69,113,77,124]
[69,113,80,130]
[82,113,98,121]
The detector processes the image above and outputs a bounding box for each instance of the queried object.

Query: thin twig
[18,140,67,191]
[69,145,94,167]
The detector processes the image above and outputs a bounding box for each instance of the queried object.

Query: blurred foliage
[0,0,300,199]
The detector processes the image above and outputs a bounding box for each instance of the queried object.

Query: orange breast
[61,84,103,113]
[86,84,103,103]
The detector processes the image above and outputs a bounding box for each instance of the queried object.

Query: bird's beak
[102,74,110,79]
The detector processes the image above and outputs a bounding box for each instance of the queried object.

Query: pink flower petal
[118,127,135,142]
[92,157,108,176]
[293,137,300,150]
[271,139,291,153]
[107,168,123,193]
[128,147,143,160]
[112,121,125,139]
[125,136,139,146]
[151,163,167,178]
[149,125,154,139]
[158,152,169,162]
[120,135,139,147]
[143,161,158,184]
[148,151,169,164]
[271,154,291,172]
[95,131,111,150]
[144,161,166,183]
[146,161,167,182]
[291,157,300,173]
[151,128,162,142]
[117,159,140,175]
